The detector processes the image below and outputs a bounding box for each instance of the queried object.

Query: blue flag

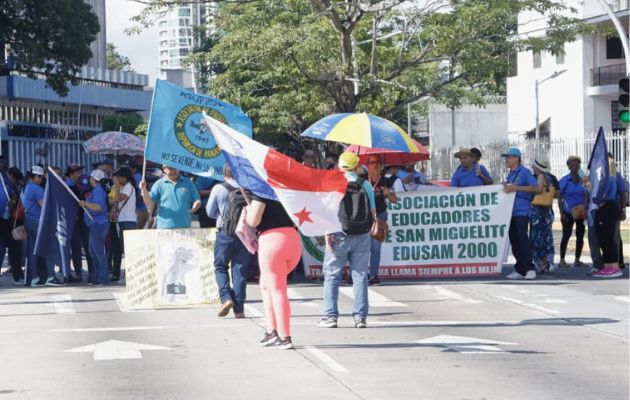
[34,172,78,276]
[587,127,609,226]
[145,80,253,179]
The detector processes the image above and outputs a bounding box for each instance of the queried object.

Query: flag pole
[46,167,93,221]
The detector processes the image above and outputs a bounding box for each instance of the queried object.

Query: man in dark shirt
[65,164,93,282]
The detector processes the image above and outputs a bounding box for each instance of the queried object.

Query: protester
[207,164,251,318]
[450,148,493,187]
[139,165,201,229]
[529,155,554,273]
[611,156,628,270]
[383,165,405,192]
[398,163,428,191]
[6,167,25,284]
[108,167,138,282]
[469,148,494,185]
[65,164,92,282]
[79,170,110,286]
[125,160,150,229]
[501,148,540,280]
[245,181,300,349]
[195,175,217,228]
[318,152,376,329]
[366,154,397,285]
[302,149,317,168]
[558,156,587,267]
[324,156,337,170]
[0,170,15,286]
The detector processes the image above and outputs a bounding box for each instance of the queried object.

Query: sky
[106,0,159,85]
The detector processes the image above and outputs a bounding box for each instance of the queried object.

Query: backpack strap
[221,181,236,192]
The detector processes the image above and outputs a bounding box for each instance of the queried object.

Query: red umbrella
[347,139,429,165]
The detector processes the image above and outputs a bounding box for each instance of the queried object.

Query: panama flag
[203,114,348,236]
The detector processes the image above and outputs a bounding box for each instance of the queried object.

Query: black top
[370,175,395,214]
[251,196,295,233]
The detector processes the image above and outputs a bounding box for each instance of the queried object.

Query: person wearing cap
[64,164,92,283]
[450,148,493,187]
[108,167,138,282]
[558,156,588,268]
[317,152,377,329]
[79,170,110,286]
[529,154,554,273]
[501,148,540,280]
[139,165,201,229]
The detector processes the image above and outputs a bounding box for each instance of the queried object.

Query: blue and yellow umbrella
[301,112,422,153]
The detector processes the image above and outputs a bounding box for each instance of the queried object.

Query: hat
[30,165,45,176]
[532,154,550,173]
[101,159,114,166]
[501,147,522,157]
[566,155,581,164]
[113,167,133,180]
[338,152,359,171]
[90,169,106,181]
[65,164,85,176]
[454,148,473,158]
[470,148,482,158]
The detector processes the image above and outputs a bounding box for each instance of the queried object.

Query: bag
[570,205,586,221]
[339,178,373,235]
[531,185,555,207]
[11,211,26,240]
[109,191,132,222]
[370,219,388,242]
[223,183,250,238]
[12,200,24,221]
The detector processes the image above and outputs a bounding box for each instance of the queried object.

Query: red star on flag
[293,207,313,226]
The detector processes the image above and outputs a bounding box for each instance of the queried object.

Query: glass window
[178,7,191,16]
[606,37,623,59]
[533,50,541,69]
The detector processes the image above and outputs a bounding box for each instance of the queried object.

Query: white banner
[302,185,515,279]
[124,228,219,308]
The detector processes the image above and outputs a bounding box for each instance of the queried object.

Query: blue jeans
[89,221,110,284]
[213,231,251,313]
[24,217,48,284]
[323,232,370,320]
[369,211,388,278]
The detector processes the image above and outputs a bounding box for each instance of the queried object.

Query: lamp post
[535,69,567,141]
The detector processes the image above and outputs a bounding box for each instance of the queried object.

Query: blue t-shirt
[195,176,217,206]
[21,181,45,220]
[603,176,618,202]
[0,175,13,219]
[150,176,201,229]
[506,165,538,217]
[344,171,376,210]
[84,185,108,226]
[559,174,587,213]
[450,163,492,188]
[133,172,147,211]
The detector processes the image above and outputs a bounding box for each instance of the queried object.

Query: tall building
[157,3,213,89]
[84,0,107,70]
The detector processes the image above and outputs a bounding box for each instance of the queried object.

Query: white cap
[90,169,106,181]
[30,166,44,176]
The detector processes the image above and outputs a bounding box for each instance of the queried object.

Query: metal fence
[7,137,102,174]
[430,131,629,182]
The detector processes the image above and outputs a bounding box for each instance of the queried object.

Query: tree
[106,43,135,72]
[0,0,100,96]
[102,112,145,135]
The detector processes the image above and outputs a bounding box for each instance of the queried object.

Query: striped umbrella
[82,130,144,155]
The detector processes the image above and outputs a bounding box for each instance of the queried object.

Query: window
[179,48,190,56]
[178,8,191,16]
[556,52,564,65]
[533,50,541,69]
[606,37,624,59]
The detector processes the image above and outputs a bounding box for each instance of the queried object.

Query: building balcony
[592,63,626,86]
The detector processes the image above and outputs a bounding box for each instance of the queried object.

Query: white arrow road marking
[51,295,76,314]
[339,287,407,307]
[66,340,172,360]
[416,335,518,354]
[305,346,349,373]
[287,288,319,307]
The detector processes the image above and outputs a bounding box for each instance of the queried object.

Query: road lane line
[613,296,630,303]
[46,324,242,333]
[497,296,560,314]
[287,288,319,307]
[305,346,349,373]
[52,295,76,314]
[244,304,265,317]
[339,287,407,307]
[421,285,483,304]
[112,292,155,312]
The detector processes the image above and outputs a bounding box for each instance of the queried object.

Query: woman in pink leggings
[246,195,301,349]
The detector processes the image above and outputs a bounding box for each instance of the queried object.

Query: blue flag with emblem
[145,80,253,179]
[587,127,609,226]
[34,170,79,277]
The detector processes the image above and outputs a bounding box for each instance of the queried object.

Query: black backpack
[338,178,373,235]
[222,182,250,238]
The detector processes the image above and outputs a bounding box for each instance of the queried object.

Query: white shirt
[384,174,405,192]
[117,182,136,223]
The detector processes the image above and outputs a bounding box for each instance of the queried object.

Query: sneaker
[525,270,536,280]
[506,272,524,280]
[13,279,25,286]
[217,299,234,317]
[316,317,338,328]
[45,277,65,287]
[265,336,293,350]
[593,268,623,278]
[66,275,82,283]
[368,276,382,286]
[92,283,104,287]
[259,330,278,346]
[354,318,367,328]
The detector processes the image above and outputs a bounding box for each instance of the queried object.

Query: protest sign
[302,185,515,279]
[144,80,253,179]
[124,228,219,308]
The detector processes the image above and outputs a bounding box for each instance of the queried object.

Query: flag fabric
[144,80,253,179]
[587,127,609,226]
[203,114,348,236]
[34,172,79,276]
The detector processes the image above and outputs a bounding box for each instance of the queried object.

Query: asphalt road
[0,265,628,400]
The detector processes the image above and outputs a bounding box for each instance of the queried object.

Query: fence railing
[591,63,626,86]
[430,131,629,182]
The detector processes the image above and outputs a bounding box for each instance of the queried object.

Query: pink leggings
[258,227,302,339]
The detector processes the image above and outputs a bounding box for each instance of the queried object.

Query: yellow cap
[338,151,359,171]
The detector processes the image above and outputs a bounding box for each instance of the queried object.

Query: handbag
[570,205,586,221]
[109,188,133,222]
[11,213,26,241]
[370,219,388,242]
[531,185,555,207]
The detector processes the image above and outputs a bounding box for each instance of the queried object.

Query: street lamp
[535,69,567,141]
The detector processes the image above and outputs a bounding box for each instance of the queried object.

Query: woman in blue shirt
[558,156,588,267]
[21,165,48,286]
[592,158,622,278]
[79,170,110,286]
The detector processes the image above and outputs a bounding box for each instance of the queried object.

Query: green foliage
[0,0,100,96]
[106,43,134,72]
[102,112,146,135]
